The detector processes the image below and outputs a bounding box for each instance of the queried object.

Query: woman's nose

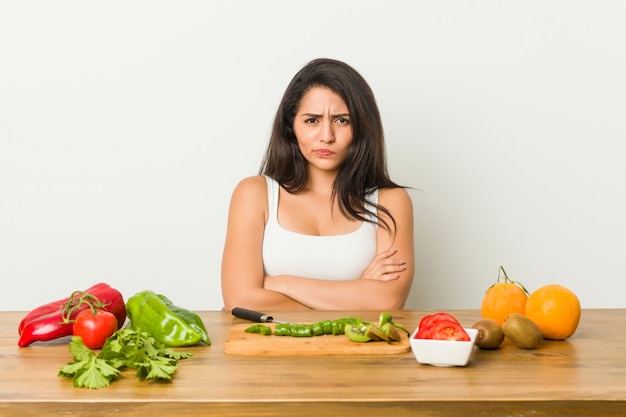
[320,121,335,143]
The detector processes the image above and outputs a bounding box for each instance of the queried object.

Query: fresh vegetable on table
[273,317,355,337]
[18,283,126,347]
[245,324,272,335]
[244,317,353,338]
[58,328,192,389]
[415,312,470,341]
[62,289,120,349]
[157,294,211,344]
[243,312,409,344]
[125,290,210,347]
[73,308,118,349]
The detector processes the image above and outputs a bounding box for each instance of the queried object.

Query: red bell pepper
[18,283,126,347]
[18,282,108,334]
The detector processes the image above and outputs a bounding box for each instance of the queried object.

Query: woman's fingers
[360,248,407,281]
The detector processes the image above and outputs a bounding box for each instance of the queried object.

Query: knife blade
[231,307,287,324]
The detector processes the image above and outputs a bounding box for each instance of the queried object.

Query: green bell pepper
[157,294,211,345]
[126,290,208,347]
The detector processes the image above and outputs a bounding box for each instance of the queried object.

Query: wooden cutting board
[224,323,411,356]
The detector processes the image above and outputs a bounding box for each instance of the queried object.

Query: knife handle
[232,307,274,323]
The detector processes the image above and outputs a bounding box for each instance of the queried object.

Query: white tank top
[262,176,378,281]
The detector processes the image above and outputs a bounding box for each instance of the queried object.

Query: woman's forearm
[222,287,312,311]
[264,275,410,310]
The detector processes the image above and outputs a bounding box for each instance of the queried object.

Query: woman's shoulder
[231,175,269,202]
[378,187,413,213]
[235,175,267,189]
[378,186,412,202]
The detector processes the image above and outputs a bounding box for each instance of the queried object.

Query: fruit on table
[344,320,372,343]
[73,308,118,349]
[481,266,529,325]
[525,284,581,340]
[471,318,504,349]
[343,314,406,343]
[415,312,470,341]
[502,313,542,349]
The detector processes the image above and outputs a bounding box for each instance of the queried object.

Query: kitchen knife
[231,307,287,324]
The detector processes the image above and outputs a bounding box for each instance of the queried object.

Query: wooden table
[1,309,625,416]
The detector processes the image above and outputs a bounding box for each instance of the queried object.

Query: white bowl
[409,327,478,367]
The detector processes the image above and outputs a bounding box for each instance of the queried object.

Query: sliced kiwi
[471,318,505,349]
[381,322,402,342]
[344,322,372,343]
[365,325,388,341]
[502,313,542,349]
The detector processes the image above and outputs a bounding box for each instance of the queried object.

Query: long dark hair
[260,58,403,233]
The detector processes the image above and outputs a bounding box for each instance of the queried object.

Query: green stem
[499,265,510,283]
[60,291,107,323]
[498,265,530,296]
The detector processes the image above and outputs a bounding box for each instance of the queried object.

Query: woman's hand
[359,248,407,281]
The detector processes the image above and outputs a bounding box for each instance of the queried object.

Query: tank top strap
[264,176,279,225]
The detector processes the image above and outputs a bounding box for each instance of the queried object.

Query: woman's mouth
[314,149,334,158]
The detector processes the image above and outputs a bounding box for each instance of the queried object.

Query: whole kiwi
[471,318,505,349]
[502,313,542,349]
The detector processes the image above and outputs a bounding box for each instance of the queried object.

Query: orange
[525,284,581,340]
[481,282,528,325]
[480,266,529,325]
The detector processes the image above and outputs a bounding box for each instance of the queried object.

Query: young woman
[221,58,414,310]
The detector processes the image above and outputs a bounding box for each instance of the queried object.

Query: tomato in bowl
[410,312,478,367]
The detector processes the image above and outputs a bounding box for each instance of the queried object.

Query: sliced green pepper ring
[311,322,324,336]
[245,324,272,335]
[274,323,292,336]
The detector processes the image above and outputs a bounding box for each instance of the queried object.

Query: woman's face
[293,86,353,175]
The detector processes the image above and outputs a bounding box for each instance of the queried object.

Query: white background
[2,1,625,312]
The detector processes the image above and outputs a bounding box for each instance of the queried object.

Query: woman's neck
[305,168,338,195]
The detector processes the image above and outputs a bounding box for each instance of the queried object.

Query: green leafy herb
[58,338,120,389]
[59,328,192,389]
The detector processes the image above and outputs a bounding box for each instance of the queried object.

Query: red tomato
[429,320,470,341]
[73,308,118,349]
[416,312,462,339]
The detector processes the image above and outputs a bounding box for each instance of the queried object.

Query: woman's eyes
[302,117,350,124]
